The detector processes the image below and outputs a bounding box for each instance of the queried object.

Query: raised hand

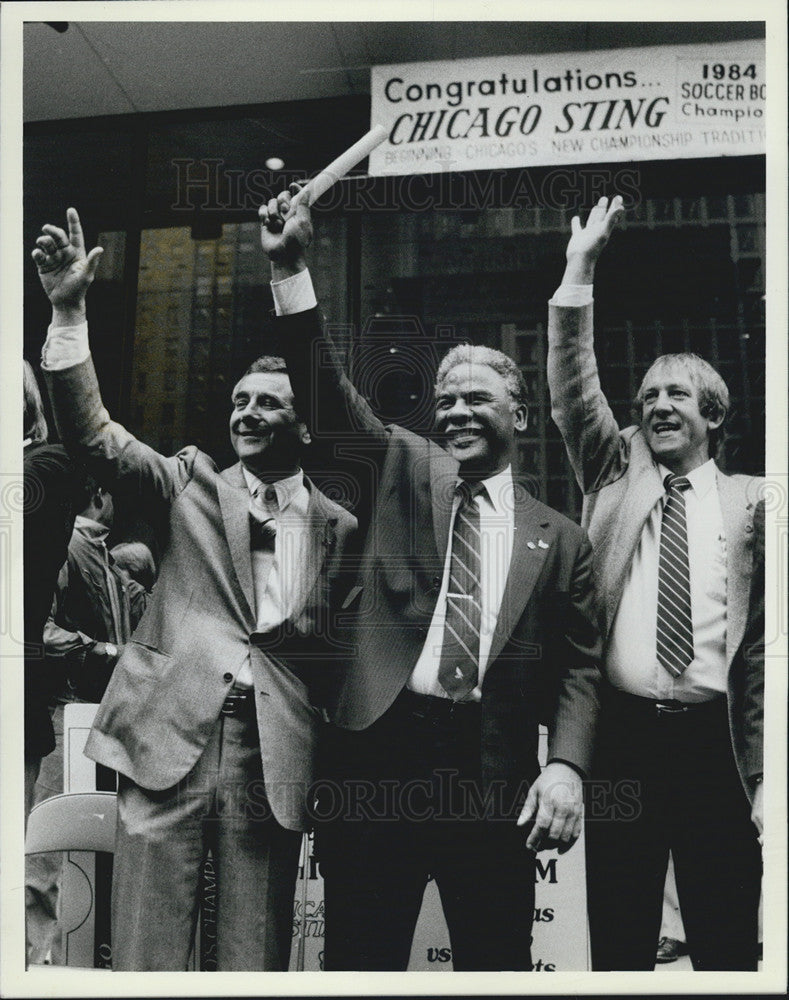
[258,183,313,278]
[32,208,103,319]
[562,195,625,285]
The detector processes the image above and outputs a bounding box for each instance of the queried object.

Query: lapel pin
[538,539,549,549]
[527,541,536,550]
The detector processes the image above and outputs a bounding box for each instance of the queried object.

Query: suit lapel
[604,461,664,630]
[217,463,256,622]
[717,471,752,666]
[300,479,333,605]
[429,444,460,560]
[486,481,554,667]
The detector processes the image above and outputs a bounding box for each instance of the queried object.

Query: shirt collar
[657,458,717,499]
[74,514,110,543]
[457,465,513,516]
[242,467,305,513]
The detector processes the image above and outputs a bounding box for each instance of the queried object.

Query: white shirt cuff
[271,269,317,316]
[41,322,90,371]
[550,283,593,308]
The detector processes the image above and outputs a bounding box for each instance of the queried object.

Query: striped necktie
[656,474,694,677]
[438,480,485,701]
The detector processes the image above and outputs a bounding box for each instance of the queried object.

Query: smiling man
[547,196,764,971]
[259,189,602,971]
[33,209,356,970]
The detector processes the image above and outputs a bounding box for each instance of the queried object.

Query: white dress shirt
[606,459,727,701]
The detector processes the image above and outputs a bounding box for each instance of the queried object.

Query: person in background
[110,540,157,595]
[33,207,356,971]
[26,477,146,965]
[547,195,764,971]
[23,360,79,967]
[111,540,156,630]
[22,360,78,825]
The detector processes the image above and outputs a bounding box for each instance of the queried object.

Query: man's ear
[513,403,528,434]
[299,423,312,446]
[705,407,725,433]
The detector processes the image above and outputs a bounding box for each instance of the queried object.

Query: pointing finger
[66,207,85,252]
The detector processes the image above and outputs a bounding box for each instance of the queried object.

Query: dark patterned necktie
[250,486,277,552]
[656,474,694,677]
[438,480,485,701]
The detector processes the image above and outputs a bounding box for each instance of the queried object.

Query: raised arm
[258,188,388,451]
[33,209,194,505]
[546,196,629,495]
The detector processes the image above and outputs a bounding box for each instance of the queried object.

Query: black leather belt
[608,687,725,718]
[396,687,481,722]
[220,686,255,718]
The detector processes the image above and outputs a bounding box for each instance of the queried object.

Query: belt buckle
[221,691,249,717]
[655,700,687,717]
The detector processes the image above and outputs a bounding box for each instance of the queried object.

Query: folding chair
[25,791,117,967]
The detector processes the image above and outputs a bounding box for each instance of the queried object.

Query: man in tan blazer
[547,196,763,970]
[33,209,356,970]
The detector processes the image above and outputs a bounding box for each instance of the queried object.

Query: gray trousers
[111,707,302,970]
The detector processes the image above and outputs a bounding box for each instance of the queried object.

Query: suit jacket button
[432,576,442,589]
[745,524,754,533]
[223,672,233,683]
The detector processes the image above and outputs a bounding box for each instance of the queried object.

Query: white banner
[370,40,765,175]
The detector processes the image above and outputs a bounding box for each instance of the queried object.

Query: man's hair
[74,472,104,516]
[243,355,288,377]
[434,344,529,407]
[111,541,157,592]
[237,355,304,423]
[23,360,48,443]
[635,352,730,454]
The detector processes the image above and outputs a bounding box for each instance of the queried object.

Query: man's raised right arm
[259,187,388,451]
[33,208,192,503]
[546,195,627,495]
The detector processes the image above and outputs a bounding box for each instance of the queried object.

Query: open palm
[566,195,625,262]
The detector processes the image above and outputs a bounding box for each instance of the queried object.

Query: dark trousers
[585,686,761,971]
[316,690,535,971]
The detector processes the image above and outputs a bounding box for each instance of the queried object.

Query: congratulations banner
[369,39,765,175]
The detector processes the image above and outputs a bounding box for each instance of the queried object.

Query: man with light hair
[547,195,763,971]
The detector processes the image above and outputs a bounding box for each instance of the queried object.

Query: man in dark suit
[259,189,602,971]
[22,360,77,823]
[33,208,356,970]
[547,195,763,970]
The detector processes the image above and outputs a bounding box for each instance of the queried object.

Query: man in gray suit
[547,195,764,970]
[33,209,356,970]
